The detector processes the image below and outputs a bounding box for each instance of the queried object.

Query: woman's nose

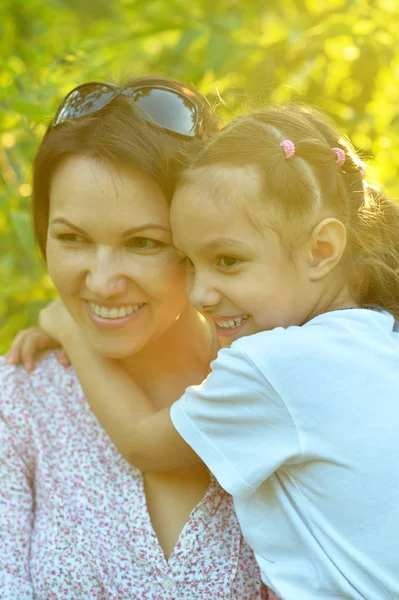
[85,252,127,299]
[86,271,127,300]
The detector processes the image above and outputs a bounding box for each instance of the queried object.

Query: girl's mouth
[213,315,249,337]
[85,301,146,330]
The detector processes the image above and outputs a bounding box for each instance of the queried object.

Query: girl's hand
[6,327,70,371]
[38,297,79,343]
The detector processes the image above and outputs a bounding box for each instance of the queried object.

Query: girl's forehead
[172,164,275,229]
[173,165,264,211]
[170,166,283,255]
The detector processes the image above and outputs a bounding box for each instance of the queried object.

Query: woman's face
[46,155,187,358]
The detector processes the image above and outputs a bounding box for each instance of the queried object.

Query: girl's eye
[218,255,241,268]
[126,237,164,250]
[180,256,194,269]
[57,233,87,243]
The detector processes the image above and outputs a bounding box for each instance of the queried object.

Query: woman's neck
[121,307,216,409]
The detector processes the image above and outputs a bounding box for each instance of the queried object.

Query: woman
[0,78,275,598]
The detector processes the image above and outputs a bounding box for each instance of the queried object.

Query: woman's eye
[180,256,194,269]
[218,255,241,268]
[57,233,87,243]
[126,237,163,250]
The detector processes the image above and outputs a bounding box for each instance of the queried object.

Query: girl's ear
[308,218,347,280]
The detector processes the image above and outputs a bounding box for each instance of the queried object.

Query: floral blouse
[0,355,281,599]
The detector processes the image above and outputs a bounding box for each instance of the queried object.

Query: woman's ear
[307,218,347,281]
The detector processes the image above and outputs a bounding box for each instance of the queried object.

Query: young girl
[10,105,399,599]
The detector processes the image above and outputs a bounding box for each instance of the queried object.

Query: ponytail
[350,187,399,318]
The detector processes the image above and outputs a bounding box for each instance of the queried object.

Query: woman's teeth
[89,302,143,319]
[216,315,249,329]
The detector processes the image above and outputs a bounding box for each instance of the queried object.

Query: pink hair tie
[280,139,295,159]
[358,161,366,179]
[332,147,346,167]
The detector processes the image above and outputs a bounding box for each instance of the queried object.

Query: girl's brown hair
[181,105,399,318]
[33,77,220,258]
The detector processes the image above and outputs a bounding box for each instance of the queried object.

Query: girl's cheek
[157,249,186,280]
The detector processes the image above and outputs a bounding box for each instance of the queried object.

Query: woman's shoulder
[0,351,81,418]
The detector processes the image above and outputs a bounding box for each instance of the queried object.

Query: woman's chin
[99,348,133,360]
[88,337,144,360]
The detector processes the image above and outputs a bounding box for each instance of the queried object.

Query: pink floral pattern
[0,354,281,599]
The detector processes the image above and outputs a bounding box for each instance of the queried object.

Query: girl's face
[171,166,316,348]
[47,155,187,358]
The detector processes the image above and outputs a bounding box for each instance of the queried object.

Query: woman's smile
[85,300,147,330]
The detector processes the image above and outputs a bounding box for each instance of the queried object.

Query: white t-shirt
[170,309,399,600]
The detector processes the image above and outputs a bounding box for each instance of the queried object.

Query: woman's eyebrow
[50,218,87,235]
[121,225,170,238]
[50,217,170,238]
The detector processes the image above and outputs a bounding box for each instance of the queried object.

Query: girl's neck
[310,283,359,322]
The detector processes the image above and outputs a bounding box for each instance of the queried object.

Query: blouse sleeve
[0,365,35,599]
[170,345,301,498]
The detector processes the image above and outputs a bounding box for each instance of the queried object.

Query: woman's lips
[85,301,146,330]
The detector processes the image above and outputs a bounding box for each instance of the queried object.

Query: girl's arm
[6,324,70,371]
[39,300,200,471]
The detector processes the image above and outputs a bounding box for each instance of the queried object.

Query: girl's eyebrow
[173,238,251,255]
[202,238,251,250]
[173,238,250,256]
[50,217,170,238]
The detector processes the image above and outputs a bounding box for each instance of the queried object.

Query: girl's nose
[188,274,221,313]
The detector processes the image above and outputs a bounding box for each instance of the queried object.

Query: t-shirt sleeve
[170,345,301,497]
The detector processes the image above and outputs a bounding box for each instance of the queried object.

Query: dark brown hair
[180,104,399,317]
[33,77,220,257]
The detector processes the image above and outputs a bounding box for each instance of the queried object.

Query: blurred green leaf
[1,0,399,351]
[10,209,36,255]
[0,312,29,354]
[206,32,234,71]
[57,0,119,20]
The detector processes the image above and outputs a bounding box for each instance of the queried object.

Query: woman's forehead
[49,155,169,216]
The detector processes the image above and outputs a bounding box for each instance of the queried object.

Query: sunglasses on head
[50,79,205,139]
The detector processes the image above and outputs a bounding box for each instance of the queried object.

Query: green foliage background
[1,0,399,352]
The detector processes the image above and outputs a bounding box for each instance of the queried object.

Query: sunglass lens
[53,84,117,126]
[129,88,198,137]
